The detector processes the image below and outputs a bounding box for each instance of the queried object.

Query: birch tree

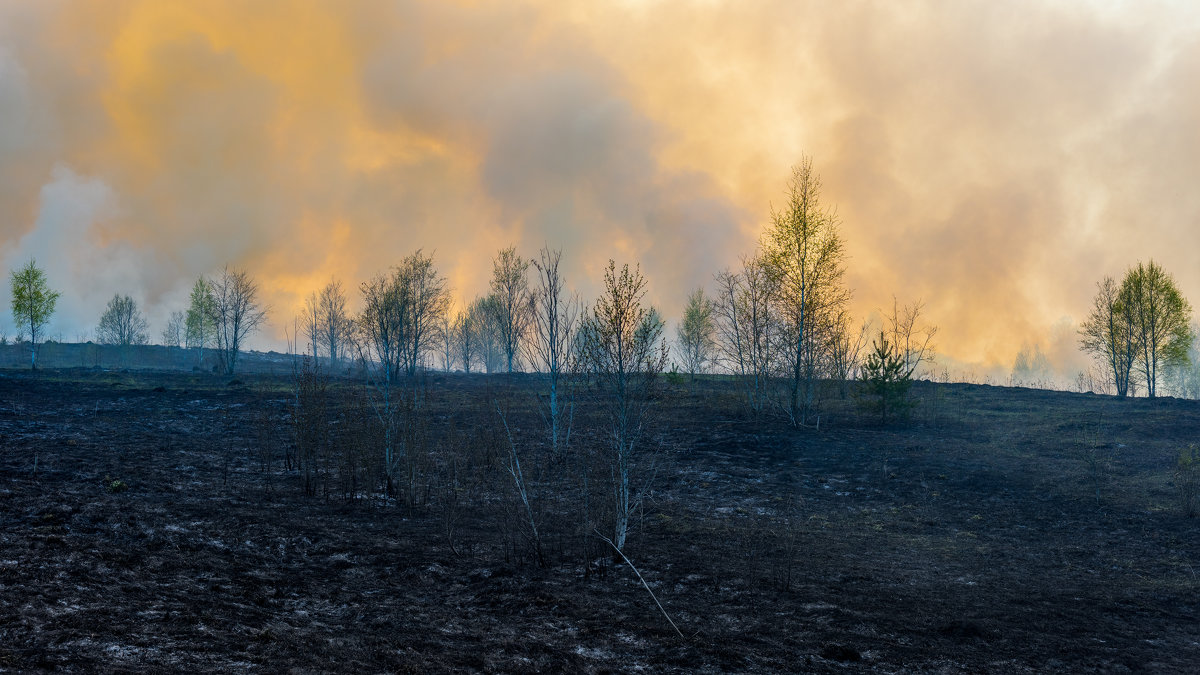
[210,266,268,376]
[489,246,533,373]
[713,255,778,415]
[185,277,216,366]
[96,294,149,346]
[761,157,849,424]
[1122,260,1193,398]
[581,260,669,552]
[676,287,715,382]
[9,258,59,369]
[527,246,579,453]
[1079,275,1139,397]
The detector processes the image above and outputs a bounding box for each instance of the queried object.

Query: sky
[2,0,1199,381]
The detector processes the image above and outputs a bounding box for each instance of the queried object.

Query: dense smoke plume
[1,1,1198,380]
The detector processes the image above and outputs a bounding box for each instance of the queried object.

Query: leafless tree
[304,279,354,371]
[161,310,185,349]
[472,294,504,373]
[884,297,937,379]
[210,266,269,376]
[489,246,533,373]
[828,308,870,398]
[97,294,149,347]
[400,251,451,376]
[526,246,579,453]
[1080,276,1139,397]
[356,251,449,495]
[713,254,778,415]
[300,295,321,360]
[580,260,669,552]
[435,311,455,371]
[358,251,450,380]
[453,307,476,373]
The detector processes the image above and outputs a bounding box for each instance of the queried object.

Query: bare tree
[761,157,849,424]
[356,251,449,496]
[884,297,937,379]
[453,307,476,373]
[360,271,405,382]
[472,294,504,373]
[526,246,579,453]
[300,295,321,360]
[210,266,269,376]
[713,255,778,415]
[581,260,669,552]
[304,278,353,371]
[400,250,451,376]
[358,251,449,380]
[162,310,185,349]
[828,308,870,398]
[434,311,455,371]
[96,294,149,346]
[676,287,716,382]
[489,246,533,373]
[1080,275,1139,397]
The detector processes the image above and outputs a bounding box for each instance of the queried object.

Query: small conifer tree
[857,331,912,423]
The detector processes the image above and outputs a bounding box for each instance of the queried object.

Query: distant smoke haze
[1,1,1198,380]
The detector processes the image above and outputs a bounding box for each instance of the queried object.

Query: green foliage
[760,157,849,424]
[856,331,913,424]
[185,277,216,350]
[676,287,715,379]
[1122,260,1193,398]
[105,477,128,494]
[10,258,60,369]
[1082,261,1193,398]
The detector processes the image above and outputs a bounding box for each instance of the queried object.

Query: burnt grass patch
[1,369,1199,672]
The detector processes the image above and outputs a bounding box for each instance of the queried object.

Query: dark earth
[1,360,1198,672]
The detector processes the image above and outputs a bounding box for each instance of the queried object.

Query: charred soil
[1,368,1198,672]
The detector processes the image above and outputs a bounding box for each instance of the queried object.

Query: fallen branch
[594,530,684,640]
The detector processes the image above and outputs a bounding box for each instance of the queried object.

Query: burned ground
[0,368,1198,672]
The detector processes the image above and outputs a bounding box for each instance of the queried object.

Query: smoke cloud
[0,1,1198,378]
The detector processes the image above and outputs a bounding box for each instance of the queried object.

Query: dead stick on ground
[594,530,685,640]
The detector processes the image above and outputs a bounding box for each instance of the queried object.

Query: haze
[2,0,1199,381]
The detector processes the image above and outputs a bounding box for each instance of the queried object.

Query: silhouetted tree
[96,294,149,346]
[453,307,477,373]
[162,310,185,349]
[527,246,579,453]
[489,246,533,373]
[713,254,778,415]
[304,278,354,370]
[210,266,268,375]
